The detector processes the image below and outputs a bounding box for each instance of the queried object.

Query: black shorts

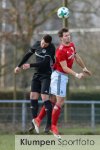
[31,73,51,95]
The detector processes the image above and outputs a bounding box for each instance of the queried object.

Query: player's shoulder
[70,42,76,51]
[56,46,64,55]
[36,41,40,44]
[34,41,40,46]
[58,44,64,50]
[47,43,55,57]
[31,41,40,48]
[70,42,75,47]
[49,43,55,50]
[51,43,55,47]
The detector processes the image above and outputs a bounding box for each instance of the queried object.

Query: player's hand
[75,73,84,79]
[14,67,21,74]
[83,67,92,76]
[23,64,30,70]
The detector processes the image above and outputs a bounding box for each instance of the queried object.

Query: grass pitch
[0,135,14,150]
[0,127,100,150]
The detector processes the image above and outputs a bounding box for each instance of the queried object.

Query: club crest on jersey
[42,49,46,53]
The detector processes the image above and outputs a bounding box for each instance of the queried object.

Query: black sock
[44,100,52,127]
[30,99,38,118]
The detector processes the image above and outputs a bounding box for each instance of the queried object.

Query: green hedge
[68,89,100,100]
[0,90,30,100]
[0,89,100,100]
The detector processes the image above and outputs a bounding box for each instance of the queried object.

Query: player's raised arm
[75,53,92,76]
[14,46,36,74]
[60,60,84,79]
[23,55,51,70]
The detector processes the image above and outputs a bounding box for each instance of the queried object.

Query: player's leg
[41,94,52,133]
[36,95,56,122]
[32,94,52,134]
[29,74,41,133]
[45,95,56,133]
[32,74,52,134]
[50,71,68,138]
[35,104,46,125]
[32,75,56,133]
[50,95,56,107]
[33,94,56,133]
[41,75,55,133]
[51,96,64,139]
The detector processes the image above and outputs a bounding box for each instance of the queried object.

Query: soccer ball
[57,7,70,18]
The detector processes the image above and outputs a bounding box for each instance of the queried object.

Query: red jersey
[53,42,76,73]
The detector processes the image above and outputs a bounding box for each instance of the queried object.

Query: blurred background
[0,0,100,136]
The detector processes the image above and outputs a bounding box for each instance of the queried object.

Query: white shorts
[50,70,69,97]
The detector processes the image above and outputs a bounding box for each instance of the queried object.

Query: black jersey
[18,41,55,74]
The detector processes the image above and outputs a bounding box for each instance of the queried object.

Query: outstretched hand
[76,73,85,79]
[14,67,21,74]
[23,64,30,70]
[83,67,92,76]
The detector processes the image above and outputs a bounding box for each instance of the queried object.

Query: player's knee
[41,94,49,101]
[50,95,56,103]
[30,92,39,99]
[56,99,64,108]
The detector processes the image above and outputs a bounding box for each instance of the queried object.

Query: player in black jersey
[14,34,55,133]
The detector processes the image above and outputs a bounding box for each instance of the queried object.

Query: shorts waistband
[54,70,68,76]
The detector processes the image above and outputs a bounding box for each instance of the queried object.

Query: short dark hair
[43,34,52,43]
[58,28,69,37]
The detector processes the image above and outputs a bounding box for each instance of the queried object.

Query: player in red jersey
[50,28,91,139]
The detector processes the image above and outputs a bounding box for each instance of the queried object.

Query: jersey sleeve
[30,55,50,68]
[17,51,33,67]
[17,42,39,67]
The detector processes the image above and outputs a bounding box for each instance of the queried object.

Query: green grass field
[0,127,100,150]
[0,135,14,150]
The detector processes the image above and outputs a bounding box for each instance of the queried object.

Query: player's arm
[30,55,50,68]
[75,53,92,75]
[14,48,35,73]
[60,60,84,79]
[23,55,50,70]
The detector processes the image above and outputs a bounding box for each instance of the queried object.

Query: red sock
[52,104,61,126]
[37,101,55,121]
[37,106,46,121]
